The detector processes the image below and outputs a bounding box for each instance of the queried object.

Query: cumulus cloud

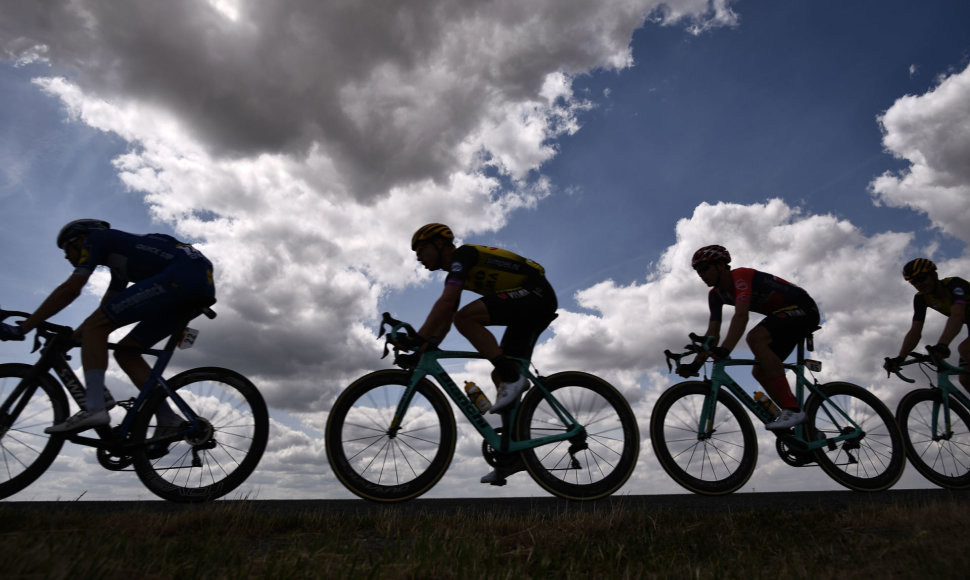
[0,1,739,417]
[9,1,968,499]
[1,0,736,197]
[870,61,970,243]
[535,199,924,395]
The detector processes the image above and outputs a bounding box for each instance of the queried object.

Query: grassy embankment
[1,497,967,579]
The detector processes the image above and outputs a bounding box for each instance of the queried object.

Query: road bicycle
[888,349,970,489]
[0,306,269,502]
[324,313,639,502]
[651,332,905,495]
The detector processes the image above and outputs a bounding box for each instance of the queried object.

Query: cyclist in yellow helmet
[409,223,557,484]
[885,258,970,392]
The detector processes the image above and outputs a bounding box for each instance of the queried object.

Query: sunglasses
[908,272,931,285]
[693,262,715,274]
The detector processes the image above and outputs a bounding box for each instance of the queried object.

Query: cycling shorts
[754,301,821,361]
[478,279,557,360]
[102,258,215,347]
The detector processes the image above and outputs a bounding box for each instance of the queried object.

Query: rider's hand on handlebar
[390,332,425,351]
[708,346,730,361]
[883,356,903,373]
[676,360,703,378]
[0,322,25,341]
[927,343,950,361]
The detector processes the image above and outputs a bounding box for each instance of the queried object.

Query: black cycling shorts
[479,279,557,360]
[754,301,821,361]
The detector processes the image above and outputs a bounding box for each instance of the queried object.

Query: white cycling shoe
[765,409,806,431]
[490,376,527,414]
[44,408,110,434]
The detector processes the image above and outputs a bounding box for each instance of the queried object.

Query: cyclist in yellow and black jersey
[886,258,970,393]
[409,224,557,485]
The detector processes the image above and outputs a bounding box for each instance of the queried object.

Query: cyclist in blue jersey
[0,219,216,434]
[885,258,970,393]
[409,223,557,484]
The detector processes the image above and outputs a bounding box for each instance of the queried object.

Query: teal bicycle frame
[691,338,863,452]
[379,313,585,455]
[893,354,970,439]
[391,348,585,454]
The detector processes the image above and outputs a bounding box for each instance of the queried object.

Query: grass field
[2,494,967,579]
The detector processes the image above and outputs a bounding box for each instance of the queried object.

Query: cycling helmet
[57,219,110,249]
[691,245,731,268]
[902,258,937,281]
[411,223,454,250]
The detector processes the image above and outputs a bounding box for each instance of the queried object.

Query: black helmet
[691,245,731,268]
[902,258,936,281]
[57,219,110,249]
[411,223,454,250]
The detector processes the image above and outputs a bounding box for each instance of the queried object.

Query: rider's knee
[746,327,770,349]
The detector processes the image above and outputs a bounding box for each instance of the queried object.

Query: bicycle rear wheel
[0,364,70,499]
[650,381,757,495]
[805,382,905,491]
[325,369,456,502]
[895,388,970,489]
[516,371,639,500]
[131,367,268,502]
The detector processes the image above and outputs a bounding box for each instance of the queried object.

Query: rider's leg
[747,326,798,409]
[116,333,181,424]
[78,309,117,412]
[453,300,513,383]
[958,336,970,393]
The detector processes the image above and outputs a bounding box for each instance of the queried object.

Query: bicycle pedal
[488,478,508,487]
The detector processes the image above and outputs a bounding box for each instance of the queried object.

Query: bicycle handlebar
[664,334,715,375]
[886,348,968,383]
[1,307,74,338]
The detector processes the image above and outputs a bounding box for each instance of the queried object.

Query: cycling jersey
[708,268,814,321]
[709,268,819,360]
[913,277,970,322]
[445,245,546,295]
[75,230,211,292]
[445,244,556,359]
[76,229,215,345]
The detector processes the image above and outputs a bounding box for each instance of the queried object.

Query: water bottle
[465,381,492,413]
[754,391,780,418]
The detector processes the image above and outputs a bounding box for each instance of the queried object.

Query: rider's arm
[937,302,966,348]
[689,319,720,365]
[719,299,750,354]
[19,273,89,333]
[896,319,923,358]
[417,283,462,344]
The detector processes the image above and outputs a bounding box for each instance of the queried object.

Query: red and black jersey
[709,268,814,322]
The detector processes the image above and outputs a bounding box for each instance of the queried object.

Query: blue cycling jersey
[74,229,210,293]
[75,229,215,345]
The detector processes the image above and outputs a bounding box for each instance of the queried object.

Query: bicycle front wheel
[325,369,457,502]
[805,382,905,492]
[516,371,639,500]
[895,388,970,489]
[0,364,69,499]
[650,381,757,495]
[131,367,269,502]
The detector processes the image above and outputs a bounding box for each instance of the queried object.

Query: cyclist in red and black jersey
[885,258,970,393]
[679,245,821,430]
[408,223,557,484]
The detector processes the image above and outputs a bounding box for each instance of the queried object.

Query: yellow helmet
[411,223,454,250]
[902,258,936,281]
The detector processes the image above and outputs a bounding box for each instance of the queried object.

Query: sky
[1,0,969,501]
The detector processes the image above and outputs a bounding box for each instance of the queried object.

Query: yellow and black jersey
[914,277,970,321]
[444,244,546,296]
